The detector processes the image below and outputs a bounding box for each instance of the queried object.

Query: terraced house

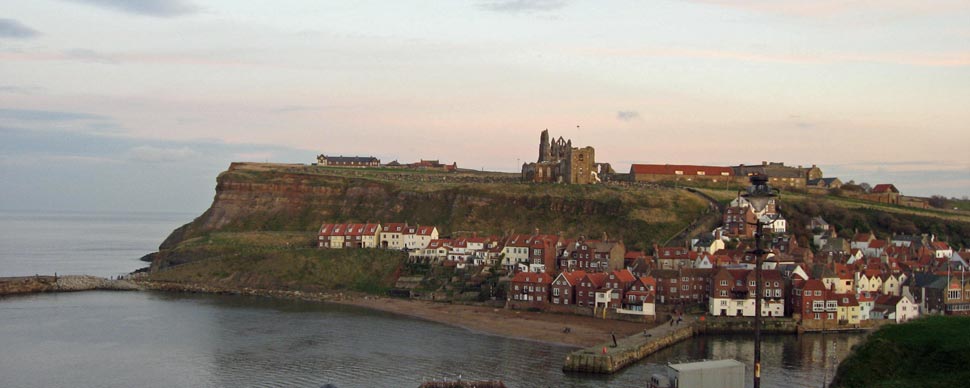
[318,223,382,248]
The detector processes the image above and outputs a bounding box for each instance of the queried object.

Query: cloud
[479,0,570,13]
[62,0,198,18]
[125,145,199,163]
[688,0,970,19]
[0,18,40,39]
[62,49,118,64]
[616,110,640,122]
[579,47,970,68]
[0,108,107,122]
[0,85,44,94]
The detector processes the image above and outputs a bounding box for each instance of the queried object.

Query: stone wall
[562,325,696,374]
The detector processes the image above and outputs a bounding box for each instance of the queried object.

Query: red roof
[556,270,587,286]
[630,164,733,176]
[611,269,636,283]
[871,184,898,194]
[582,272,609,287]
[511,271,553,284]
[382,223,407,232]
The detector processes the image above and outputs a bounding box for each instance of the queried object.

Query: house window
[750,281,756,287]
[815,290,822,296]
[827,313,834,320]
[553,288,560,296]
[720,290,727,297]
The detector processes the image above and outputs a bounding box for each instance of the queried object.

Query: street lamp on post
[741,174,778,388]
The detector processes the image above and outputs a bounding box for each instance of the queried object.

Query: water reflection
[1,292,865,388]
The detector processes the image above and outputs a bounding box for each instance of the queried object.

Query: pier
[562,320,697,374]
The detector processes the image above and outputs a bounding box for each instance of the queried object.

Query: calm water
[0,211,863,387]
[0,210,193,277]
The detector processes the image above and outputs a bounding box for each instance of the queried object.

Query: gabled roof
[511,271,553,284]
[555,270,587,286]
[871,184,899,194]
[611,269,636,283]
[581,272,609,287]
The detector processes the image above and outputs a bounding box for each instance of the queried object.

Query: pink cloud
[576,47,970,68]
[690,0,970,18]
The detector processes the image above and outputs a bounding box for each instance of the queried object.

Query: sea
[0,210,863,388]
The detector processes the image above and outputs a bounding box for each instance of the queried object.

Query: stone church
[521,130,598,184]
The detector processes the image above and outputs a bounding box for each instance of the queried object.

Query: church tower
[539,129,551,162]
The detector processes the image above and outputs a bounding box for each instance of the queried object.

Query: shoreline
[136,280,657,348]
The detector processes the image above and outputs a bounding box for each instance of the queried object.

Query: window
[720,300,727,306]
[815,290,822,296]
[670,287,676,293]
[720,290,727,297]
[774,289,782,298]
[750,281,756,287]
[813,301,824,311]
[682,285,689,291]
[553,288,560,296]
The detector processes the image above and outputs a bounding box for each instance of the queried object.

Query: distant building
[629,164,734,183]
[734,161,821,189]
[316,155,380,167]
[521,130,598,184]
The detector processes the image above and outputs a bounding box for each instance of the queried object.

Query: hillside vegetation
[149,232,406,293]
[697,188,970,248]
[829,316,970,388]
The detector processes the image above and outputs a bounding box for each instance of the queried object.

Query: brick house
[561,238,625,273]
[550,270,587,306]
[709,269,785,317]
[575,272,609,307]
[509,272,553,307]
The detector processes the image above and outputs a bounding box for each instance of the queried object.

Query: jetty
[563,319,697,374]
[0,275,141,296]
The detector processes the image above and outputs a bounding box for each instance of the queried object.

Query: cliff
[151,163,708,270]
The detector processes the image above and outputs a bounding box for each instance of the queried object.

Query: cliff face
[155,163,707,268]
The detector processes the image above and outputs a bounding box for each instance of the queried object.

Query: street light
[741,174,778,388]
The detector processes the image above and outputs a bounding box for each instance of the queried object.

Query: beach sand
[335,296,662,348]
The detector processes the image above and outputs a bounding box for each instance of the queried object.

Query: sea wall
[0,275,140,296]
[697,317,799,334]
[563,324,696,374]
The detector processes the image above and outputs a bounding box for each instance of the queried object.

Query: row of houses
[314,155,458,171]
[629,161,824,189]
[318,222,438,250]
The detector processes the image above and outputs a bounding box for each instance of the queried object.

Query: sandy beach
[140,280,660,348]
[334,296,661,348]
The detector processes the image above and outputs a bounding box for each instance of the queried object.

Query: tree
[928,195,947,209]
[859,182,872,193]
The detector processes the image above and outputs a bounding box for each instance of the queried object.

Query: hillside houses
[315,211,960,326]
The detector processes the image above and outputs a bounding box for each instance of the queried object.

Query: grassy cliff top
[830,316,970,388]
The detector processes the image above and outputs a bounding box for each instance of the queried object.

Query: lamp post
[741,174,778,388]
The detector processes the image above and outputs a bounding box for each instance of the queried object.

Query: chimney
[762,161,768,166]
[534,227,540,236]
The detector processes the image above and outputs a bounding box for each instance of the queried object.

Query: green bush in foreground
[829,316,970,388]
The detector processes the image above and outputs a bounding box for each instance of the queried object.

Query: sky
[1,0,968,213]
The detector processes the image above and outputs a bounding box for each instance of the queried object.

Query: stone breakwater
[0,275,141,296]
[563,322,697,374]
[136,280,356,303]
